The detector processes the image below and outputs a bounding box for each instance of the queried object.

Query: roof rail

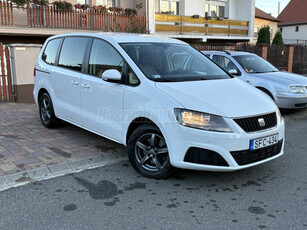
[202,50,232,55]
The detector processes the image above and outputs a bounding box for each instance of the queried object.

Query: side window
[88,39,124,77]
[58,37,90,72]
[42,38,61,65]
[127,66,140,86]
[213,55,240,74]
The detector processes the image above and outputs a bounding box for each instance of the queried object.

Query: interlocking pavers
[0,102,127,191]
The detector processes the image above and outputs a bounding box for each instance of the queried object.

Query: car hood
[250,71,307,85]
[155,78,276,118]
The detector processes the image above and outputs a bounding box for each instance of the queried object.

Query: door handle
[246,80,251,84]
[71,80,79,86]
[81,83,90,89]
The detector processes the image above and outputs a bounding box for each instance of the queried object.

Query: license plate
[250,134,279,151]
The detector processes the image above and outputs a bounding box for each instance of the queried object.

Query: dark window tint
[42,38,61,65]
[58,37,89,72]
[88,39,124,77]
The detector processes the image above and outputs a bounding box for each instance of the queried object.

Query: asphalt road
[0,118,306,230]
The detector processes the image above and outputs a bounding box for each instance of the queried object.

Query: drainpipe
[146,0,149,33]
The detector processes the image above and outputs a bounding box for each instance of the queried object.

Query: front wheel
[39,92,61,128]
[127,124,175,179]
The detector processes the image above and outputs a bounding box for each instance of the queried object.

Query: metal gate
[0,44,13,102]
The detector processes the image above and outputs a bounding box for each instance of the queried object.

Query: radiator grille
[234,112,277,132]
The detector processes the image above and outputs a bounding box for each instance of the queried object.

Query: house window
[280,28,283,33]
[205,1,226,18]
[95,0,114,7]
[254,26,259,37]
[156,0,180,15]
[295,26,299,32]
[205,3,209,17]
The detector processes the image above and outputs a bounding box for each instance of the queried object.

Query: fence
[0,1,13,26]
[293,45,307,75]
[0,2,146,33]
[0,44,13,102]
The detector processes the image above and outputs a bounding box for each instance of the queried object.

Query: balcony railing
[0,1,146,33]
[155,14,249,37]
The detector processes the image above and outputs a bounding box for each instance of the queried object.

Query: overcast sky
[256,0,291,17]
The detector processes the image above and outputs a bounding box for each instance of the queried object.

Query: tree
[257,26,271,44]
[272,31,284,45]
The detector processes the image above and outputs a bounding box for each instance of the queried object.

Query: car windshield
[120,43,230,82]
[233,55,279,74]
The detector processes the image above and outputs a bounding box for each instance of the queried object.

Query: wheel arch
[125,117,159,146]
[256,86,275,100]
[37,88,49,102]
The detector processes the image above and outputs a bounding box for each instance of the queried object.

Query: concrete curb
[0,152,128,192]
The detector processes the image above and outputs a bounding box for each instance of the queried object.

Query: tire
[39,92,61,128]
[127,124,175,179]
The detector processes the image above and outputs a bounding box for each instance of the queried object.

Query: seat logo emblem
[258,118,266,127]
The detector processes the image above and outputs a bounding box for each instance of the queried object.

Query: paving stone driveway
[0,102,125,176]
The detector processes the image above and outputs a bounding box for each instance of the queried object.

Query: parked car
[203,51,307,109]
[33,33,285,179]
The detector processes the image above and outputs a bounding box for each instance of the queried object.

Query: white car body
[33,33,285,174]
[203,51,307,109]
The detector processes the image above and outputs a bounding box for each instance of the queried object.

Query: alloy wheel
[134,133,169,172]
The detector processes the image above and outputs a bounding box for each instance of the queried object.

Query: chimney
[278,2,281,16]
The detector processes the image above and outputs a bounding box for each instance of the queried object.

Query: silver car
[203,51,307,109]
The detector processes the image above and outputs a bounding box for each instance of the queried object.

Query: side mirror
[228,69,239,76]
[102,69,122,81]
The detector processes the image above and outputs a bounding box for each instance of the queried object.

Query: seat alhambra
[34,33,285,178]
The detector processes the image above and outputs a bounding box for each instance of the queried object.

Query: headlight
[289,86,304,94]
[174,109,233,132]
[276,107,283,125]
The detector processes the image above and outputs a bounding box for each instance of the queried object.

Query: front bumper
[162,119,285,172]
[276,92,307,109]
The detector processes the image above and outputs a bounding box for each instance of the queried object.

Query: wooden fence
[27,6,146,32]
[293,45,307,75]
[0,1,146,33]
[0,1,13,26]
[0,44,13,102]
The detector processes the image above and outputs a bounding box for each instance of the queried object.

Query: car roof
[202,50,256,56]
[47,32,187,45]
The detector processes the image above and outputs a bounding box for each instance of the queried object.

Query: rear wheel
[39,93,61,128]
[127,124,174,179]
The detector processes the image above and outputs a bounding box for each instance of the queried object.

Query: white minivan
[34,33,285,178]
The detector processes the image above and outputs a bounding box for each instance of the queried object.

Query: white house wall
[149,0,254,41]
[281,25,307,44]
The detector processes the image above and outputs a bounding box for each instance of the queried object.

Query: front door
[81,39,126,142]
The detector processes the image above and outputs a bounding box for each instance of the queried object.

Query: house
[152,0,255,43]
[0,0,255,45]
[254,7,280,43]
[277,0,307,45]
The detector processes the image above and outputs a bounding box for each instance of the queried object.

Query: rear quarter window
[42,38,61,65]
